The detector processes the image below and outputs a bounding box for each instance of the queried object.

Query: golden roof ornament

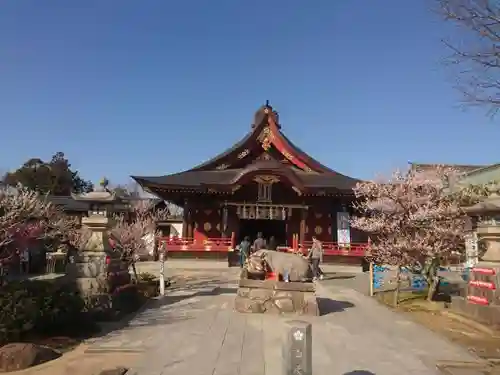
[251,101,280,129]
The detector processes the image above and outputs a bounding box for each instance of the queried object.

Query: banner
[336,212,351,245]
[464,232,479,268]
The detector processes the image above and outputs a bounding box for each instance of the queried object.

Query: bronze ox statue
[244,249,312,282]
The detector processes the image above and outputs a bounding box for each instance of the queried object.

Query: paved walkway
[84,272,481,375]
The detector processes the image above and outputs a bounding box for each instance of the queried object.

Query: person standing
[308,236,323,281]
[268,236,278,251]
[252,232,266,252]
[238,236,251,268]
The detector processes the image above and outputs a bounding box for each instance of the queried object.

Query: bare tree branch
[438,0,500,115]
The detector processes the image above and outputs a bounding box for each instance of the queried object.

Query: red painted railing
[298,241,368,257]
[158,234,235,252]
[158,235,368,256]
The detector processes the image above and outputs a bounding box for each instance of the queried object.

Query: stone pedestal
[67,251,109,294]
[234,278,319,316]
[66,215,126,295]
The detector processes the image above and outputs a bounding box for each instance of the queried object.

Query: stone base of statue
[234,271,318,316]
[67,251,130,295]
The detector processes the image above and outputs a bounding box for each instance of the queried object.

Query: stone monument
[66,178,130,296]
[451,188,500,327]
[282,320,312,375]
[465,192,500,264]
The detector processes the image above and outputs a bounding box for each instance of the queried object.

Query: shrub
[111,284,145,314]
[137,272,156,283]
[0,280,86,344]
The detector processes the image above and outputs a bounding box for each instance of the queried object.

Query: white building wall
[170,223,183,237]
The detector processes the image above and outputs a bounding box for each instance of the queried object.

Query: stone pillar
[282,320,312,375]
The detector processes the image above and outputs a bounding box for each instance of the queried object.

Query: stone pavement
[84,270,482,375]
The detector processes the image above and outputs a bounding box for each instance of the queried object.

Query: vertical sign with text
[283,320,312,375]
[464,232,479,269]
[337,211,351,246]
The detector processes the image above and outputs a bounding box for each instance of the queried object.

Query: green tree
[108,180,142,198]
[2,152,93,196]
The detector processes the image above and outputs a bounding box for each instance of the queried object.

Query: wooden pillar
[222,203,228,237]
[299,206,306,247]
[331,200,342,243]
[219,206,224,237]
[331,203,336,243]
[285,220,289,246]
[182,199,189,238]
[183,200,193,239]
[187,207,193,239]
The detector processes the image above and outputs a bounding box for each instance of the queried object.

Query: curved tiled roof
[188,104,333,174]
[132,103,361,193]
[132,165,360,191]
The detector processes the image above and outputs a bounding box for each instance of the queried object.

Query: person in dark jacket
[268,236,278,250]
[252,232,266,252]
[238,236,251,267]
[307,236,324,281]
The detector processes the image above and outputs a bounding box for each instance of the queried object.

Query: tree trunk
[131,262,139,283]
[425,257,440,302]
[427,276,439,301]
[393,266,401,307]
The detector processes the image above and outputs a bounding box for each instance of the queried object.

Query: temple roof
[190,103,334,173]
[453,163,500,187]
[132,103,361,195]
[133,167,359,191]
[409,162,487,174]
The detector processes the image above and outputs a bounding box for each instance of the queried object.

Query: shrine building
[133,103,368,263]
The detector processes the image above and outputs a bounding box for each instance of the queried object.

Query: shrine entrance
[238,219,287,247]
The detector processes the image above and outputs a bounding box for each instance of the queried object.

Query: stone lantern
[464,191,500,266]
[67,178,129,295]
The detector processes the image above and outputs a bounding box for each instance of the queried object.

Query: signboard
[336,212,351,245]
[372,265,427,291]
[464,232,479,269]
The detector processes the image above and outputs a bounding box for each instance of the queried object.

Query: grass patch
[399,289,428,303]
[375,288,428,307]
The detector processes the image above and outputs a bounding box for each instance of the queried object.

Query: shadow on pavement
[317,297,355,316]
[326,274,356,280]
[89,280,237,340]
[343,371,376,375]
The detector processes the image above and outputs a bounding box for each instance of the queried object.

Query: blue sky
[1,0,499,185]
